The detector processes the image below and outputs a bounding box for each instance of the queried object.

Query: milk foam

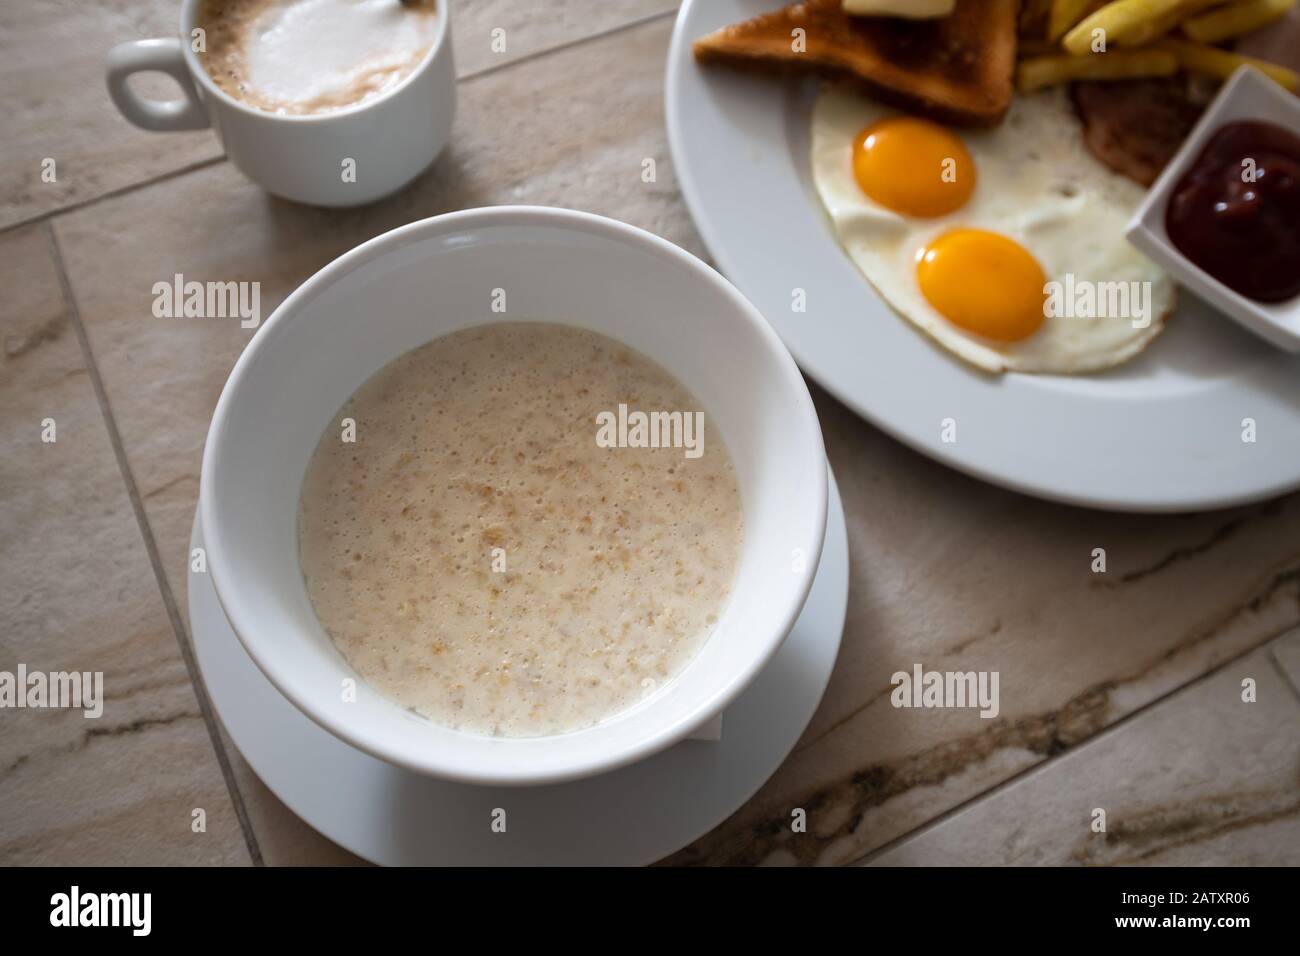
[244,0,436,108]
[198,0,437,115]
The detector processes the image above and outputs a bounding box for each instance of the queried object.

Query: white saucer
[188,469,848,865]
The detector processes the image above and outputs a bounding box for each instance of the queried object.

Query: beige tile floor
[3,3,1299,866]
[0,224,248,865]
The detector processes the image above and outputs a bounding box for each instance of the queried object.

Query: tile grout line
[0,7,680,240]
[2,157,228,239]
[846,626,1300,866]
[457,7,679,83]
[43,221,266,867]
[1266,646,1300,706]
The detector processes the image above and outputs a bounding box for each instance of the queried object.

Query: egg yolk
[916,229,1047,342]
[853,117,975,218]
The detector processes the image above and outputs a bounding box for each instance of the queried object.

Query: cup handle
[106,38,210,132]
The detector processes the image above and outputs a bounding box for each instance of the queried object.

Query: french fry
[1120,0,1226,43]
[1062,0,1197,53]
[1048,0,1107,41]
[1016,48,1179,91]
[1160,38,1300,89]
[1182,0,1296,43]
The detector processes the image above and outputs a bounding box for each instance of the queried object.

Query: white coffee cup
[106,0,456,206]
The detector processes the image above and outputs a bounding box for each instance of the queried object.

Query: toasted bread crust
[693,0,1017,127]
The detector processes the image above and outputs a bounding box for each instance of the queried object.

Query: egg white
[810,84,1175,374]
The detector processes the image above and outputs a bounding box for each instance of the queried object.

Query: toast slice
[693,0,1018,127]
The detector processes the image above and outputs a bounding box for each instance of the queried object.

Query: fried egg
[811,84,1175,374]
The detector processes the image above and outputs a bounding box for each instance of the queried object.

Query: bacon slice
[1071,78,1205,187]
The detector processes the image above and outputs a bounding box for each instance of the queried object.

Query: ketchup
[1165,120,1300,303]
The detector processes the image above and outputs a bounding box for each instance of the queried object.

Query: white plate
[666,0,1300,512]
[188,470,848,866]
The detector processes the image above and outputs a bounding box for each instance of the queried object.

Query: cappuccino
[297,324,745,738]
[197,0,438,115]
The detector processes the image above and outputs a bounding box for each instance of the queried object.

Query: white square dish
[1126,66,1300,352]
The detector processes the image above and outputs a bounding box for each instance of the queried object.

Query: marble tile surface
[449,0,679,76]
[1270,626,1300,692]
[0,224,248,865]
[15,6,1300,865]
[0,0,221,230]
[0,0,677,230]
[863,635,1300,865]
[662,392,1300,865]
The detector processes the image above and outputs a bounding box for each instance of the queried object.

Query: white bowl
[199,206,828,786]
[1126,66,1300,352]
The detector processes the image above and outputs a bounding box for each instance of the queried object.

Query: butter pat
[843,0,956,17]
